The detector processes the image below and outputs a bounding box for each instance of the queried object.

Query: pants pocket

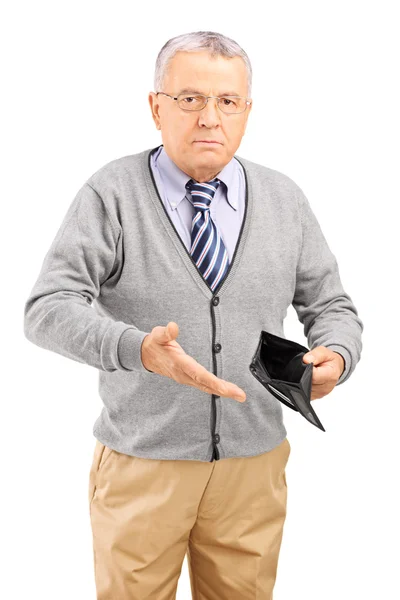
[283,437,291,486]
[88,440,115,506]
[283,470,288,487]
[284,436,291,456]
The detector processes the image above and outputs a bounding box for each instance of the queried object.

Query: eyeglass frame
[155,91,252,114]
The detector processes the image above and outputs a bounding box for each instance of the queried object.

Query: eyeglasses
[156,92,252,114]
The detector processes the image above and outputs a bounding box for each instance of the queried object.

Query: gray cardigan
[23,147,363,462]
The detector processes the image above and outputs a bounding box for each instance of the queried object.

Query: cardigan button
[214,434,220,444]
[212,296,219,306]
[213,343,221,353]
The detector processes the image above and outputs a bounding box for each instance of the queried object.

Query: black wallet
[249,330,325,431]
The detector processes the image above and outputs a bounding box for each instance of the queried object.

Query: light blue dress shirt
[150,145,246,263]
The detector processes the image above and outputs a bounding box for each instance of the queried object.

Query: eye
[181,96,204,104]
[221,97,237,106]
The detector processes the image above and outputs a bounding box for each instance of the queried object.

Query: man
[23,30,363,599]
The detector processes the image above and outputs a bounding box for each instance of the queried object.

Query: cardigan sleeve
[291,187,363,386]
[23,182,151,373]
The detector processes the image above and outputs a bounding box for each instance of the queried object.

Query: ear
[148,92,161,130]
[243,100,252,132]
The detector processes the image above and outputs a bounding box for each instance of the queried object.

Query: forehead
[164,51,248,95]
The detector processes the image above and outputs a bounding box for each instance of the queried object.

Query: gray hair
[154,31,252,98]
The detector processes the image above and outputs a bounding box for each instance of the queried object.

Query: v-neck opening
[142,145,252,297]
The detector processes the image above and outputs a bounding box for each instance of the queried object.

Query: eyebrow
[177,88,242,96]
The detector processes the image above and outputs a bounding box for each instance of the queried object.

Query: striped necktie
[185,177,230,292]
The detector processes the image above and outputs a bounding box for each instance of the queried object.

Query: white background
[2,1,399,598]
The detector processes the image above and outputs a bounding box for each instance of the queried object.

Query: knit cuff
[325,344,352,386]
[117,328,153,373]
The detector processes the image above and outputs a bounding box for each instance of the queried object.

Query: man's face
[148,51,252,182]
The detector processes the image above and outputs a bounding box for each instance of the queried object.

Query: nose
[197,97,222,128]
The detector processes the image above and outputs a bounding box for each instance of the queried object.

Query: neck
[185,169,220,183]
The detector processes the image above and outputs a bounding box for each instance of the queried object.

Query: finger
[180,374,232,398]
[179,356,245,400]
[180,372,245,401]
[311,363,336,385]
[303,346,331,367]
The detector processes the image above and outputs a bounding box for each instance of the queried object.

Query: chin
[193,147,224,157]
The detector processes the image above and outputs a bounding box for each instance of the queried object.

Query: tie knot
[186,178,221,208]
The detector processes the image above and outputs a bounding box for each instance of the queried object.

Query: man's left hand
[302,347,345,400]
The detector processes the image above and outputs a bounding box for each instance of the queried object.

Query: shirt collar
[154,145,238,211]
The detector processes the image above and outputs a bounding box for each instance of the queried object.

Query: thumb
[303,352,315,364]
[161,321,179,342]
[303,346,327,366]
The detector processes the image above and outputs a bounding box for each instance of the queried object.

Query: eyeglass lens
[177,94,247,114]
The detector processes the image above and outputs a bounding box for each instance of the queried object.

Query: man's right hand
[140,321,246,403]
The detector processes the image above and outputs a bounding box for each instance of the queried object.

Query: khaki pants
[88,436,291,600]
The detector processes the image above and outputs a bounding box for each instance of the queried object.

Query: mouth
[193,141,222,145]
